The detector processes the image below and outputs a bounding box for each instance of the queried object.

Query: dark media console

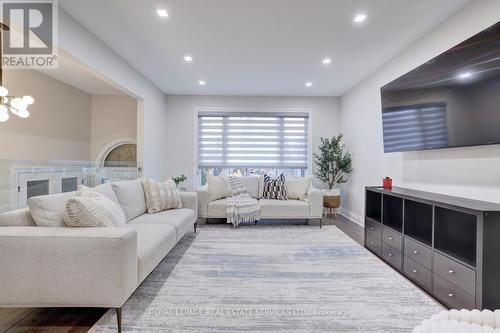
[364,186,500,310]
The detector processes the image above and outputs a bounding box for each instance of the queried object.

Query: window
[27,180,49,199]
[104,144,137,167]
[197,112,309,185]
[62,177,78,193]
[382,103,448,153]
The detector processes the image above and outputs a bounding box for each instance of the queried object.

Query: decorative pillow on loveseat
[207,173,233,202]
[262,174,288,200]
[63,189,126,227]
[142,178,182,214]
[286,175,312,201]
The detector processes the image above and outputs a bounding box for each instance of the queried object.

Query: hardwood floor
[0,214,363,333]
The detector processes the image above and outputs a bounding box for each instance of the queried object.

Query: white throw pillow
[63,190,126,227]
[28,192,75,227]
[142,178,182,214]
[207,173,233,202]
[286,176,312,201]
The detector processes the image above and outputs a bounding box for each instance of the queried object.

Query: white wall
[58,8,168,179]
[339,0,500,225]
[0,69,91,161]
[90,95,137,160]
[164,95,341,190]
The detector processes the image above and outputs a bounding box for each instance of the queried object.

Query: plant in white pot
[313,134,353,199]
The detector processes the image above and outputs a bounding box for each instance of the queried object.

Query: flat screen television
[381,21,500,153]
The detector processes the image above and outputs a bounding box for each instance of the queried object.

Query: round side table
[323,195,340,220]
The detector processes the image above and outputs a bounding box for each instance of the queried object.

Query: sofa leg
[116,307,122,333]
[320,218,322,229]
[194,222,198,233]
[254,220,258,225]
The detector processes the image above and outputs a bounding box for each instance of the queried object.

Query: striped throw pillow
[262,174,288,200]
[142,178,183,214]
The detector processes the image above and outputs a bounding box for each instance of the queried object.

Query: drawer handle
[370,227,375,231]
[448,269,455,274]
[413,250,419,254]
[412,269,418,273]
[388,237,393,240]
[448,293,454,298]
[369,241,374,245]
[388,253,393,257]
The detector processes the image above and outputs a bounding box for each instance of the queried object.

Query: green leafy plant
[171,174,187,186]
[313,134,353,190]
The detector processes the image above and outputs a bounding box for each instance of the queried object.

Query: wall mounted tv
[381,21,500,153]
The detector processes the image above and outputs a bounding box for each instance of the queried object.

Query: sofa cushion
[128,208,196,241]
[111,180,147,221]
[0,208,36,227]
[286,176,312,201]
[259,199,309,218]
[83,183,121,206]
[262,174,288,200]
[238,176,259,198]
[63,190,126,227]
[124,224,177,283]
[207,174,233,202]
[142,178,182,214]
[207,199,226,217]
[28,192,75,227]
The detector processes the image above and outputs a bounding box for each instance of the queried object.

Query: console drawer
[404,237,432,269]
[366,218,382,239]
[434,252,475,295]
[382,243,402,270]
[366,233,381,256]
[404,256,432,291]
[434,273,475,309]
[382,226,402,252]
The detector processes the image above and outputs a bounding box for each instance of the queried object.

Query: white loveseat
[197,176,323,225]
[0,179,198,332]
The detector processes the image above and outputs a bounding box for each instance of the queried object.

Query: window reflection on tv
[381,21,500,153]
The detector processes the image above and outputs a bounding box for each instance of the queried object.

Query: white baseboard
[339,207,364,228]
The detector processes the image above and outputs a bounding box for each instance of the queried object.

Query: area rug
[90,224,442,332]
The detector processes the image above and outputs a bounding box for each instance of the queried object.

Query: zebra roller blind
[198,112,309,169]
[382,103,448,153]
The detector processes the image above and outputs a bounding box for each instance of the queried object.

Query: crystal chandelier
[0,86,34,122]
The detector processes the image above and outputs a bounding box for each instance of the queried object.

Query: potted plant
[313,135,353,212]
[171,174,187,191]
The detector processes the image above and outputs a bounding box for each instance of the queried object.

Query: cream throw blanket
[226,177,261,227]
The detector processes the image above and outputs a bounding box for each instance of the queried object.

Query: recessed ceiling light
[457,72,473,80]
[184,55,193,63]
[305,82,313,87]
[199,80,206,86]
[354,14,367,23]
[156,9,169,18]
[322,58,332,65]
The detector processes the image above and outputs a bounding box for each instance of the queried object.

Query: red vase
[383,177,392,189]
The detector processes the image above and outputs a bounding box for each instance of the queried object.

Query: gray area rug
[90,225,442,332]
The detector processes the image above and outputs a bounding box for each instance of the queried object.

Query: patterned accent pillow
[63,190,126,227]
[142,178,183,214]
[262,174,288,200]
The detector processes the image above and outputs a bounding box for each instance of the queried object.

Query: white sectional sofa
[0,179,198,332]
[197,176,324,225]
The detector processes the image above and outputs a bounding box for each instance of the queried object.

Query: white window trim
[193,107,313,186]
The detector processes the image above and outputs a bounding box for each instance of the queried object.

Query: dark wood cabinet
[364,186,500,310]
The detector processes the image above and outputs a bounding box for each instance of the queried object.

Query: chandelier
[0,86,34,122]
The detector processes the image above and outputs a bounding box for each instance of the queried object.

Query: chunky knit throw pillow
[63,190,126,227]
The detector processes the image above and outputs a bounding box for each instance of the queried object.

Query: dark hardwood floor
[0,214,363,333]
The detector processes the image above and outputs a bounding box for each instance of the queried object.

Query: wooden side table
[323,195,340,220]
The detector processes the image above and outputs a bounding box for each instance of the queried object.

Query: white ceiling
[38,51,126,95]
[59,0,472,97]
